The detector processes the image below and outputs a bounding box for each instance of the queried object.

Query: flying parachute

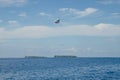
[54,18,60,24]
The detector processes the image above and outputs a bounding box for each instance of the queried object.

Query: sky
[0,0,120,58]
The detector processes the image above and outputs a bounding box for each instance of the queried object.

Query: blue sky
[0,0,120,57]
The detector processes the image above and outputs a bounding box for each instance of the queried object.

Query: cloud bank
[59,7,98,17]
[0,23,120,39]
[39,12,51,17]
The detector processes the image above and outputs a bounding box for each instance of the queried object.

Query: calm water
[0,58,120,80]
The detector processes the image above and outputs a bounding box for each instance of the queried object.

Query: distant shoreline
[24,55,77,58]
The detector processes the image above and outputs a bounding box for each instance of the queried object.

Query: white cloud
[112,13,120,15]
[95,23,113,30]
[8,20,19,25]
[65,47,78,53]
[0,0,27,7]
[98,0,120,5]
[0,23,120,39]
[39,12,51,17]
[59,7,98,17]
[111,13,120,18]
[18,12,27,17]
[0,20,3,23]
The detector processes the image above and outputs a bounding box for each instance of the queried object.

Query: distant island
[24,56,47,58]
[24,55,77,58]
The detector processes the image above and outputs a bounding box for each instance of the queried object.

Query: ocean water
[0,58,120,80]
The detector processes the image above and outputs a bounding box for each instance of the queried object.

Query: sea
[0,58,120,80]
